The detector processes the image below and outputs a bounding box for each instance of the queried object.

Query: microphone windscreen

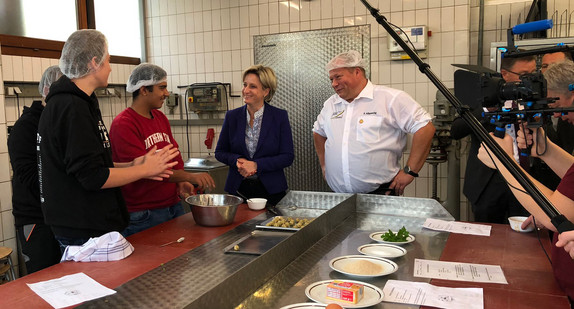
[512,19,553,35]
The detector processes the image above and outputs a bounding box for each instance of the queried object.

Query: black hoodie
[9,100,44,226]
[37,75,128,239]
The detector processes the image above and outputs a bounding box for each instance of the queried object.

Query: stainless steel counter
[79,191,452,309]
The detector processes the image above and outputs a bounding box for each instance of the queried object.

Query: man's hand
[189,172,216,191]
[389,170,415,195]
[477,133,514,169]
[138,145,179,181]
[517,124,544,157]
[177,182,195,198]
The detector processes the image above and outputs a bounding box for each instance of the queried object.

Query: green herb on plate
[381,226,410,242]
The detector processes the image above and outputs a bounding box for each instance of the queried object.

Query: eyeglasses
[504,69,531,78]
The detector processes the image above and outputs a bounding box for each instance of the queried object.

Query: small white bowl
[247,198,267,210]
[508,216,535,233]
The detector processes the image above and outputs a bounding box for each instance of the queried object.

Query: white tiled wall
[0,49,18,272]
[144,0,471,204]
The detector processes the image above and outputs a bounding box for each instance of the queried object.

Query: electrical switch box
[388,26,428,60]
[165,93,179,107]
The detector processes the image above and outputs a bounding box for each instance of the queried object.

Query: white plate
[369,232,415,245]
[329,255,398,278]
[305,279,384,308]
[280,303,327,309]
[357,243,407,259]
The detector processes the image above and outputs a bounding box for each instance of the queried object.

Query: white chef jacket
[313,81,432,193]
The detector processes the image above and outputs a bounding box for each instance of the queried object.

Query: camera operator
[500,55,537,82]
[477,60,574,302]
[530,52,574,191]
[450,55,534,224]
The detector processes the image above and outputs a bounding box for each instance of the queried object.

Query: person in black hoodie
[37,29,180,249]
[9,66,62,274]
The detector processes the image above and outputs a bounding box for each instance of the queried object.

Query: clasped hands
[237,158,257,178]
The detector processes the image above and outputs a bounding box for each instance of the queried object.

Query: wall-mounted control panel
[388,25,428,60]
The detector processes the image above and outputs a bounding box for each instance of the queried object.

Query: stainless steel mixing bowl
[185,194,243,226]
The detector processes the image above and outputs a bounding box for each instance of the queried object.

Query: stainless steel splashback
[254,25,371,192]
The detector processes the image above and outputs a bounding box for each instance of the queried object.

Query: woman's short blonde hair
[242,65,277,102]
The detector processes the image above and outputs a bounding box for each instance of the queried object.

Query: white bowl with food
[508,216,535,232]
[329,255,398,278]
[247,198,267,210]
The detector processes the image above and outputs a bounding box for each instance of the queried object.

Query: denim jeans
[121,201,185,237]
[55,235,92,254]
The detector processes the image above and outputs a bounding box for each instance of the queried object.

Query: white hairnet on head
[126,63,168,93]
[59,29,108,79]
[326,50,368,72]
[38,65,63,98]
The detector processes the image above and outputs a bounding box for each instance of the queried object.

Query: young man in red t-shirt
[110,63,215,236]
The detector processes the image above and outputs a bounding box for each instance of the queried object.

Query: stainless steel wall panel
[254,26,371,192]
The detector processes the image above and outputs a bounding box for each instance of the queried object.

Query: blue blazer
[215,103,294,195]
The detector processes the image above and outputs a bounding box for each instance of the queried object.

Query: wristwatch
[403,166,419,177]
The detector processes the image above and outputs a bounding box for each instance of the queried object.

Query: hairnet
[38,65,63,98]
[326,50,368,72]
[59,29,108,79]
[126,63,168,93]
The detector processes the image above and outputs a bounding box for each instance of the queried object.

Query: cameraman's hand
[517,123,542,157]
[477,133,514,169]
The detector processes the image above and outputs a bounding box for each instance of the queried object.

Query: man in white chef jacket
[313,50,435,196]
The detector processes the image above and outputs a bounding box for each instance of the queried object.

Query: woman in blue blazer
[215,65,294,206]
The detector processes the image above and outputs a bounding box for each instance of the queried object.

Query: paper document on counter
[382,279,484,309]
[414,259,508,284]
[27,272,116,308]
[423,218,491,236]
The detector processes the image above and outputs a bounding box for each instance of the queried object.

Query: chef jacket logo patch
[363,112,377,115]
[331,109,345,119]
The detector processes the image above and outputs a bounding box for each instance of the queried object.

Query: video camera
[453,68,563,138]
[454,19,574,139]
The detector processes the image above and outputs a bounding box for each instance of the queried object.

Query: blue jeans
[55,235,91,254]
[121,202,185,237]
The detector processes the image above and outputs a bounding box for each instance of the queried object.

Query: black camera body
[454,69,559,132]
[454,69,550,110]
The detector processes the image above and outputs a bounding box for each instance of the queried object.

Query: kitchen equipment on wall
[428,89,461,220]
[184,83,230,113]
[184,157,228,196]
[165,93,179,114]
[254,25,370,192]
[489,37,574,72]
[388,25,429,60]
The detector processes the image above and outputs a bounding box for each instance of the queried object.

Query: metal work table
[2,191,565,308]
[81,191,453,308]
